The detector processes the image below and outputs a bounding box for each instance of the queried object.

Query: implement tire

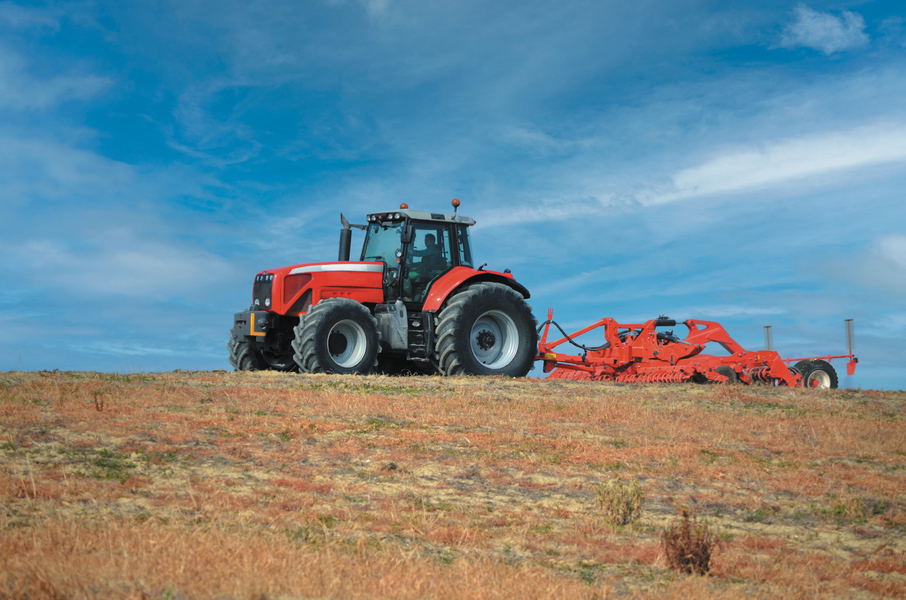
[714,365,738,384]
[292,299,380,374]
[795,359,838,389]
[435,282,538,377]
[228,329,265,371]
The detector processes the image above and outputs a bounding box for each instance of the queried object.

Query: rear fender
[422,266,530,311]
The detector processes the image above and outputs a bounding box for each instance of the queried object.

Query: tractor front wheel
[292,299,380,374]
[435,282,538,377]
[228,329,265,371]
[794,359,838,389]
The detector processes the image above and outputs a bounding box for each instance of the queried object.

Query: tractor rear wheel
[228,329,265,371]
[435,282,538,377]
[292,298,380,374]
[795,359,838,389]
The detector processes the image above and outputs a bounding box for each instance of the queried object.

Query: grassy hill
[1,371,904,599]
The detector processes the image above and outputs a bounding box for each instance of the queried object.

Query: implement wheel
[714,365,738,384]
[795,359,838,389]
[227,329,264,371]
[435,282,538,377]
[292,299,380,374]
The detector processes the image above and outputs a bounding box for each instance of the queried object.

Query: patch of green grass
[744,508,770,523]
[413,497,454,512]
[72,447,137,484]
[699,449,720,464]
[825,497,890,525]
[96,373,154,383]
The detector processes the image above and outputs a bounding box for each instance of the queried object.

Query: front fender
[422,266,531,311]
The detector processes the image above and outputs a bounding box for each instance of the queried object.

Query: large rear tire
[795,359,838,389]
[292,299,380,374]
[435,282,538,377]
[227,329,265,371]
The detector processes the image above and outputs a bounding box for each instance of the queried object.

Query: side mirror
[401,224,414,244]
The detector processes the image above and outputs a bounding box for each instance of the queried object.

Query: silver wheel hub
[327,319,367,368]
[806,370,831,389]
[470,310,519,369]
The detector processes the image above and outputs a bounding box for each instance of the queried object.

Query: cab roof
[367,209,476,226]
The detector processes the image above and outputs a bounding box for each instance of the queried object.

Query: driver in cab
[405,233,445,297]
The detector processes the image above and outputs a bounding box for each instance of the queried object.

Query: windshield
[361,222,403,269]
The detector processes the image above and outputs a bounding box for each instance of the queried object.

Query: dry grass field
[1,370,904,599]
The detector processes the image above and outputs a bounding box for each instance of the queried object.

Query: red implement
[537,311,857,388]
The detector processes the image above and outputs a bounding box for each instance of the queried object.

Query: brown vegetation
[661,509,719,575]
[1,370,904,598]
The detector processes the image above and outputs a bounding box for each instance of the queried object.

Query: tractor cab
[360,204,476,305]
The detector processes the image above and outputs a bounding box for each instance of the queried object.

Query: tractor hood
[252,261,385,316]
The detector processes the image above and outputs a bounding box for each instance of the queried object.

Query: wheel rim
[469,310,519,369]
[806,370,831,389]
[327,319,368,368]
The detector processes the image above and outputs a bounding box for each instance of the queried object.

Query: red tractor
[228,200,538,376]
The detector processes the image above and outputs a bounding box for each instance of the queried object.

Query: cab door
[402,223,454,303]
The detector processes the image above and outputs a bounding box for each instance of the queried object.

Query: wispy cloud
[5,235,238,301]
[0,135,136,206]
[478,121,906,226]
[657,123,906,203]
[840,234,906,298]
[0,46,111,111]
[779,4,869,54]
[501,126,595,156]
[0,1,61,30]
[359,0,391,17]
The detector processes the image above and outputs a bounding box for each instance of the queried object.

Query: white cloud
[837,234,906,297]
[0,46,111,111]
[0,135,135,203]
[360,0,390,17]
[8,235,238,301]
[0,2,60,29]
[502,126,594,155]
[779,4,869,54]
[877,234,906,270]
[656,124,906,203]
[323,0,390,18]
[475,197,610,228]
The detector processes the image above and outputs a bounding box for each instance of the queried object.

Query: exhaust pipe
[338,213,366,261]
[339,214,352,261]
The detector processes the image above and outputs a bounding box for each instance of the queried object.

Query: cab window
[456,225,474,267]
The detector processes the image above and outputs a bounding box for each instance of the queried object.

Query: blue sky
[1,1,904,389]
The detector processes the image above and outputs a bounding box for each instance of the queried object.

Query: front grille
[253,273,273,309]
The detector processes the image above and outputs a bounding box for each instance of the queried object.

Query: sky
[1,0,904,389]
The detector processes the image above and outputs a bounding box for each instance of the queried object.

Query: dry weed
[661,509,719,575]
[594,476,644,526]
